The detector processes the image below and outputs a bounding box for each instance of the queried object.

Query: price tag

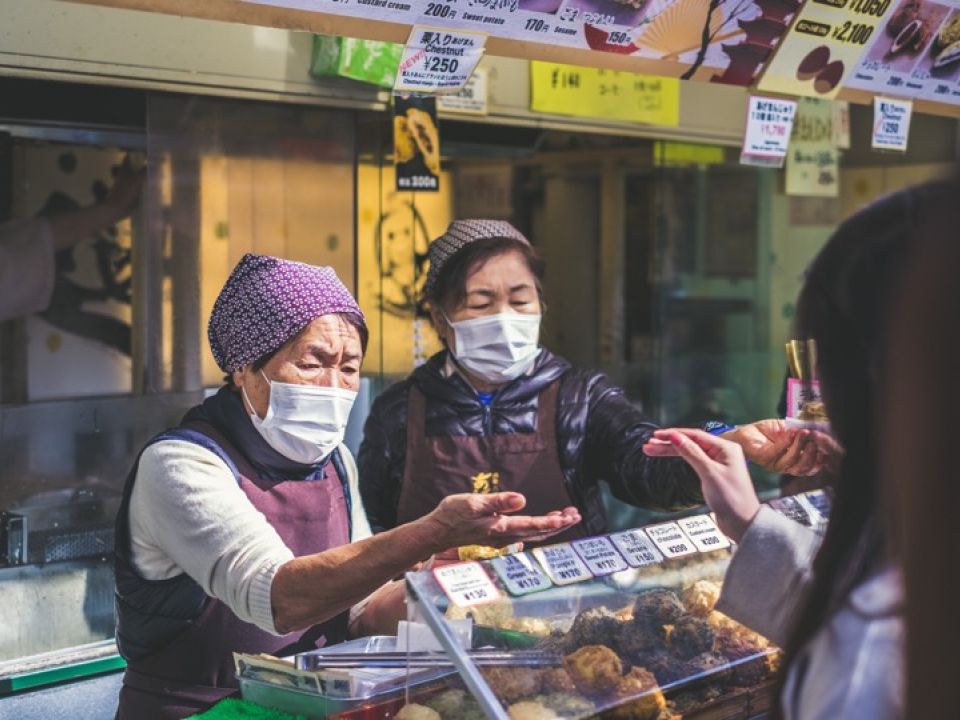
[437,67,489,116]
[395,26,487,94]
[768,496,816,527]
[571,536,629,577]
[872,97,912,152]
[433,562,502,608]
[677,515,731,553]
[801,489,832,520]
[740,95,797,168]
[609,529,664,568]
[490,552,553,596]
[644,522,696,559]
[532,543,593,586]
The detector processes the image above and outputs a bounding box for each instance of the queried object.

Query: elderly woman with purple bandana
[112,254,580,720]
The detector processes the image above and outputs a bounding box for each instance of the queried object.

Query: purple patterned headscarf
[208,254,366,373]
[423,219,530,300]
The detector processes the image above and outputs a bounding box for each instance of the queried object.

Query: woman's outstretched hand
[644,429,761,542]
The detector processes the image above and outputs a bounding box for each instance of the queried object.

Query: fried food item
[603,667,667,720]
[633,590,685,628]
[567,607,622,651]
[538,630,570,655]
[396,704,441,720]
[642,649,684,685]
[406,108,440,175]
[616,619,665,663]
[683,651,730,687]
[533,692,595,717]
[563,645,623,697]
[681,581,721,617]
[669,616,716,659]
[507,701,561,720]
[482,666,544,704]
[935,13,960,51]
[541,667,577,694]
[888,0,921,37]
[393,116,416,163]
[425,689,467,717]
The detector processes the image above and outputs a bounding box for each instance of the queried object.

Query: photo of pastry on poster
[847,0,960,103]
[246,0,804,85]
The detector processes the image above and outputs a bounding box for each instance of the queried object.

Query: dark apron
[397,380,584,547]
[116,420,351,720]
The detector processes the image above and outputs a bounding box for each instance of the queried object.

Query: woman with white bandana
[113,254,580,720]
[359,220,832,542]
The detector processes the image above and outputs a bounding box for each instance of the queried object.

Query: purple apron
[116,420,351,720]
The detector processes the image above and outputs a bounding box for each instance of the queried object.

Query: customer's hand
[424,493,580,552]
[644,429,760,542]
[721,420,824,476]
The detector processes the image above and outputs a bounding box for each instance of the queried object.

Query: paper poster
[847,0,960,104]
[759,0,896,99]
[395,26,487,92]
[437,67,489,114]
[786,98,840,197]
[245,0,800,86]
[740,95,798,167]
[872,95,913,149]
[394,95,441,191]
[531,62,679,126]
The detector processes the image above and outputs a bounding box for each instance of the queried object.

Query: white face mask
[446,312,542,384]
[243,371,357,465]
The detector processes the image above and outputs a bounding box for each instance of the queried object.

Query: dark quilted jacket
[358,350,704,536]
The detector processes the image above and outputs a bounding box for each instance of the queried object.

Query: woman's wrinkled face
[233,314,363,419]
[432,249,541,348]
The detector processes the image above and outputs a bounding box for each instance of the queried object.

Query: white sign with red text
[741,95,798,168]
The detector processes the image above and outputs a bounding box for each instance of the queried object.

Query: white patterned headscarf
[422,219,530,300]
[208,254,366,372]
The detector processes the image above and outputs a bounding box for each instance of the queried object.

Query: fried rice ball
[632,590,686,628]
[482,666,544,704]
[563,644,623,696]
[507,700,561,720]
[681,581,722,617]
[615,620,666,663]
[541,667,577,694]
[683,651,730,687]
[425,689,467,717]
[641,649,684,686]
[395,704,441,720]
[539,630,571,655]
[669,616,716,659]
[602,667,666,720]
[566,607,622,651]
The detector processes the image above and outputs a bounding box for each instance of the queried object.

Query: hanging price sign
[395,26,487,93]
[434,562,502,608]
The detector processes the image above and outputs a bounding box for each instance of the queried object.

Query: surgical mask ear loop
[240,370,272,420]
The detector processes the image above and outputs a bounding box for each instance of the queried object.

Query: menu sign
[245,0,800,85]
[847,0,960,104]
[393,95,441,191]
[434,562,502,607]
[572,536,629,576]
[872,95,913,149]
[759,0,896,99]
[740,95,798,167]
[533,543,593,585]
[395,26,487,92]
[609,529,665,568]
[786,98,840,197]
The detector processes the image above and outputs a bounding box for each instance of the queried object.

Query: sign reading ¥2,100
[243,0,802,87]
[759,0,896,100]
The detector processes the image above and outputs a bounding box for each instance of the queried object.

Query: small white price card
[872,97,912,153]
[491,552,553,596]
[433,562,501,608]
[609,529,664,568]
[437,67,489,115]
[644,522,697,559]
[677,515,731,553]
[533,543,593,586]
[395,26,487,94]
[571,537,629,577]
[740,95,797,168]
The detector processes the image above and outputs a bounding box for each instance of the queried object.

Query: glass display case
[235,490,830,720]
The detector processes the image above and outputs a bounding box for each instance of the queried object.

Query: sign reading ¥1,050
[243,0,803,86]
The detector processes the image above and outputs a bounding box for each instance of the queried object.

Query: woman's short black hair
[423,236,546,313]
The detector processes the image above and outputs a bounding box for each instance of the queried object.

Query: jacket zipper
[482,404,493,435]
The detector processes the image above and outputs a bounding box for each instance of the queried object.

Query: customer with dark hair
[359,219,825,541]
[643,182,953,719]
[883,181,959,718]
